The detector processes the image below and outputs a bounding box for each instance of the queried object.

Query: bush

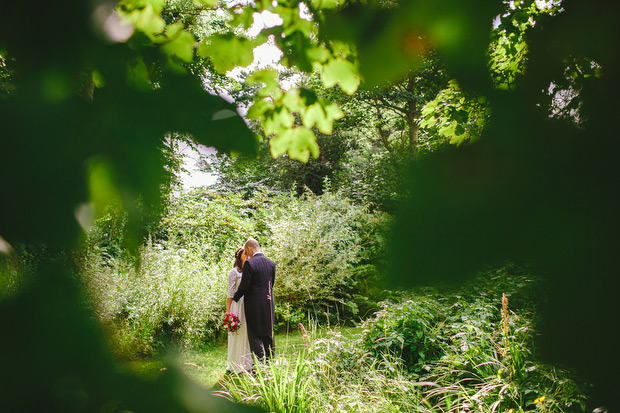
[360,296,443,372]
[358,263,589,411]
[267,191,389,326]
[80,237,231,355]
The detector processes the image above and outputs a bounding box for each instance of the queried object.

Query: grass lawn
[123,325,362,389]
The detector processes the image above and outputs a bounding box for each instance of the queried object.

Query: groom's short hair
[245,238,260,251]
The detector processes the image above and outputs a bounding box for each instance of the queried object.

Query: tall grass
[213,264,589,412]
[216,352,312,413]
[216,324,425,412]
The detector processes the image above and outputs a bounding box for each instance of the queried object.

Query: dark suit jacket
[233,252,276,337]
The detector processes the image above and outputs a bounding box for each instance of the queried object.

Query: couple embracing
[225,238,275,373]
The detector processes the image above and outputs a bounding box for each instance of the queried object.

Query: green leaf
[255,0,272,10]
[165,21,184,38]
[198,34,254,73]
[513,11,529,25]
[421,101,437,116]
[263,106,294,135]
[320,57,360,95]
[306,45,331,64]
[161,30,196,63]
[92,70,105,88]
[439,123,456,137]
[270,126,319,162]
[122,4,166,39]
[302,101,343,134]
[299,88,318,106]
[449,128,468,145]
[246,69,280,96]
[282,89,303,113]
[148,0,166,14]
[193,0,218,7]
[273,5,296,27]
[126,57,151,89]
[283,16,315,38]
[246,68,278,85]
[310,0,344,9]
[323,100,344,121]
[303,103,327,132]
[231,7,255,30]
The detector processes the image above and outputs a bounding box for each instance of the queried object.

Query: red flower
[222,313,241,333]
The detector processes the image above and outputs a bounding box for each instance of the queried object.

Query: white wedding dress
[227,267,252,373]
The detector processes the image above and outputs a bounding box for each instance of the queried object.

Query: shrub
[360,296,444,372]
[80,237,231,355]
[357,264,589,411]
[267,191,389,325]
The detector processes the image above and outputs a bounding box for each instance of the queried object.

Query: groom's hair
[245,238,260,251]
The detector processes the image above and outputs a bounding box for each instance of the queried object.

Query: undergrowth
[216,263,589,412]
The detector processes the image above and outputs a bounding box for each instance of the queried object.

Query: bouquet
[222,313,241,333]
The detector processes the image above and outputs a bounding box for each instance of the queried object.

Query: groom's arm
[233,261,252,302]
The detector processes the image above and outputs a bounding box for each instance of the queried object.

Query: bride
[225,247,252,373]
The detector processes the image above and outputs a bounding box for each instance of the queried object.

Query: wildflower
[501,292,509,334]
[534,395,546,404]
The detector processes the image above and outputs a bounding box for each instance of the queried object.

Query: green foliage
[333,146,407,212]
[360,297,442,373]
[488,0,562,89]
[212,127,352,197]
[78,187,388,353]
[358,264,589,411]
[217,353,313,413]
[0,52,15,97]
[0,260,252,413]
[218,327,425,412]
[321,1,499,89]
[2,0,619,410]
[268,191,389,322]
[419,79,490,146]
[198,34,255,72]
[161,190,270,256]
[217,265,587,412]
[0,244,43,300]
[114,0,361,161]
[79,190,267,354]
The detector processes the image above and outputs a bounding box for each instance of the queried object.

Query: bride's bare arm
[226,298,233,314]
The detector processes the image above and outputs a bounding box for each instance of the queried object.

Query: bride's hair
[234,247,244,271]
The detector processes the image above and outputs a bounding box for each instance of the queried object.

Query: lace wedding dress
[227,268,252,373]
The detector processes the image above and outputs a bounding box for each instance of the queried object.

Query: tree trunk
[405,72,418,156]
[375,101,393,153]
[408,120,419,155]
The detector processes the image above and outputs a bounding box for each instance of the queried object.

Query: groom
[233,238,276,361]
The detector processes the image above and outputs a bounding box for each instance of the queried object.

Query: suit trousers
[248,332,274,361]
